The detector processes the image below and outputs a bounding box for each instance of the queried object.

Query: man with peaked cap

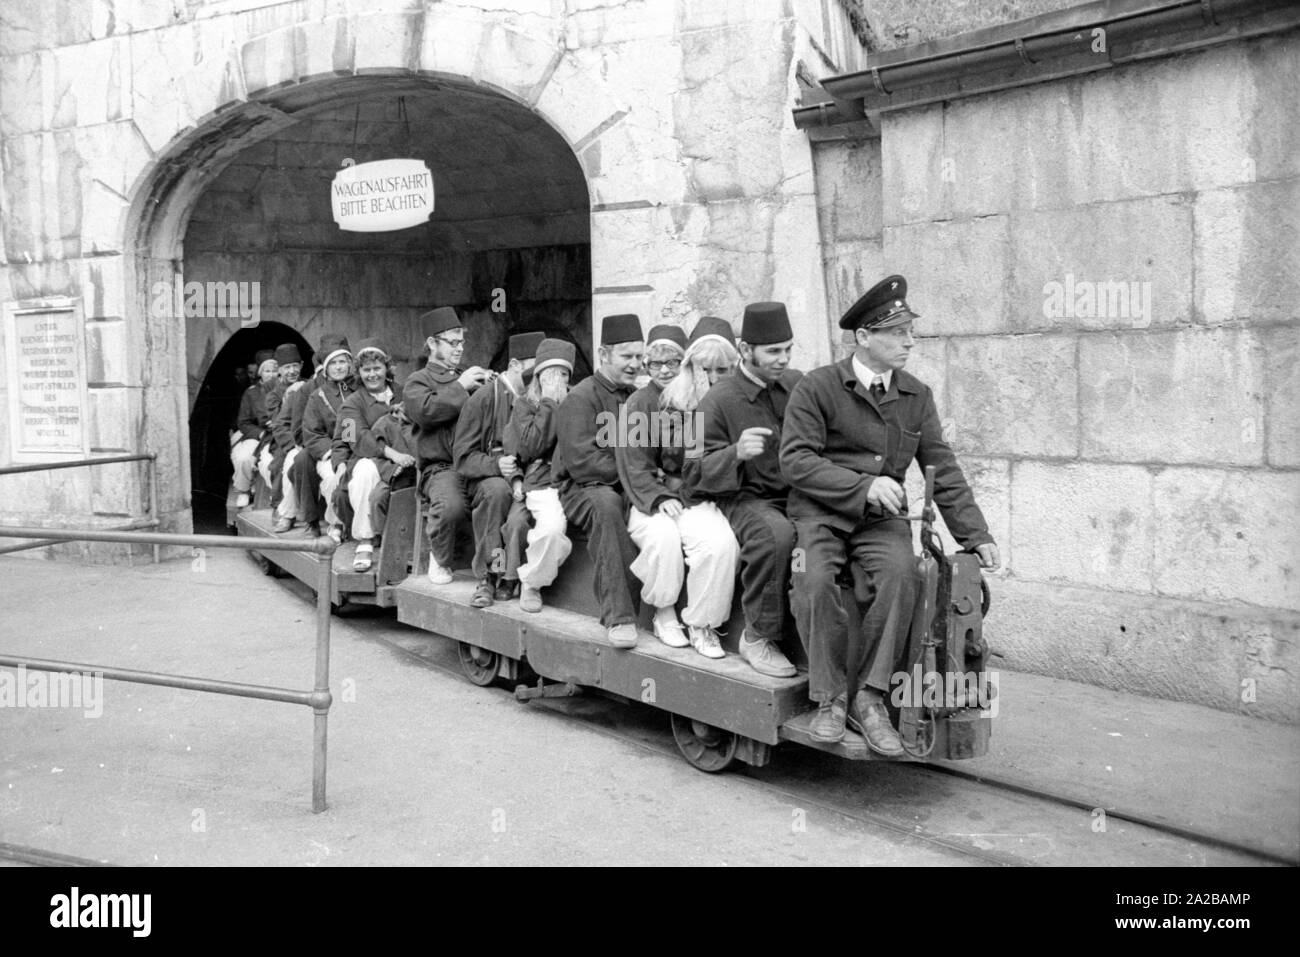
[695,302,802,678]
[404,305,492,584]
[781,274,1000,752]
[453,331,544,606]
[232,348,278,508]
[554,313,645,647]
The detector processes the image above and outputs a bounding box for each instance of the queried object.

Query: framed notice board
[3,298,90,461]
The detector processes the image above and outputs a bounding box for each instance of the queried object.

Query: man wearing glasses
[404,306,492,584]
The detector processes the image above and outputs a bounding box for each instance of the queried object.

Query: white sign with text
[331,158,434,232]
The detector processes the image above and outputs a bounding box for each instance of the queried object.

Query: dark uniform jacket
[779,357,992,547]
[694,367,803,503]
[453,377,519,482]
[504,396,561,492]
[615,382,686,515]
[332,385,399,470]
[403,363,470,469]
[302,377,355,463]
[235,382,275,441]
[553,371,634,489]
[271,373,322,453]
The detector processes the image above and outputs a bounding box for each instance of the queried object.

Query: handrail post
[148,453,160,565]
[312,548,334,813]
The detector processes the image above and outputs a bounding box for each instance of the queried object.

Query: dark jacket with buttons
[302,377,355,462]
[779,357,992,547]
[615,382,687,515]
[236,382,275,441]
[553,371,635,490]
[403,363,469,469]
[453,376,519,482]
[332,384,399,470]
[504,395,561,492]
[693,367,803,503]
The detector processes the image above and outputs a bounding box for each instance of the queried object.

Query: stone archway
[120,8,629,534]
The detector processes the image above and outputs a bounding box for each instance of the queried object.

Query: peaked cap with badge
[839,274,920,331]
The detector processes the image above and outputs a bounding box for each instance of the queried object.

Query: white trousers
[628,502,739,628]
[316,456,341,527]
[231,438,259,492]
[257,446,275,489]
[278,448,300,519]
[348,457,383,541]
[516,488,572,588]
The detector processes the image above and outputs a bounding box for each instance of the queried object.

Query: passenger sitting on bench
[453,331,543,608]
[334,338,404,571]
[555,314,645,648]
[503,337,576,614]
[357,401,419,566]
[616,324,740,657]
[695,302,803,680]
[404,306,491,585]
[297,336,355,541]
[231,348,277,508]
[260,343,302,508]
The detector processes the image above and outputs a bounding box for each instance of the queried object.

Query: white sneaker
[235,492,251,508]
[739,630,797,677]
[652,611,689,648]
[689,625,725,659]
[607,623,638,648]
[427,559,453,585]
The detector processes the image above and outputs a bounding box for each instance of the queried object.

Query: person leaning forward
[554,314,644,648]
[453,331,543,607]
[692,302,802,679]
[403,306,492,584]
[780,274,1000,754]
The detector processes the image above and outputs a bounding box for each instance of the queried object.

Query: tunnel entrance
[188,322,313,530]
[180,77,592,530]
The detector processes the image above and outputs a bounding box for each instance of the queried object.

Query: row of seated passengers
[228,312,787,678]
[230,290,998,752]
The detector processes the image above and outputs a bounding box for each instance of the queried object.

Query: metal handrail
[0,525,336,813]
[0,453,161,562]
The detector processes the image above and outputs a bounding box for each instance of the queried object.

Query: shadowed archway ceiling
[193,80,589,254]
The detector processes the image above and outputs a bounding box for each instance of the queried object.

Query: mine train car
[236,467,993,772]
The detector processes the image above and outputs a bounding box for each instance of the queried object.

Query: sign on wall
[3,299,89,459]
[331,158,435,232]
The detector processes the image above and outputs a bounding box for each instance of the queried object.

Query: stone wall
[812,32,1300,721]
[0,0,867,551]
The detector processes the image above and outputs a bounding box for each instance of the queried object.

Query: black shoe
[810,693,848,743]
[494,577,518,602]
[470,578,494,608]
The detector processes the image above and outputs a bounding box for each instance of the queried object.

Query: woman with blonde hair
[616,319,740,660]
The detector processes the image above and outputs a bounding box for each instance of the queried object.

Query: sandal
[328,524,344,546]
[352,544,373,572]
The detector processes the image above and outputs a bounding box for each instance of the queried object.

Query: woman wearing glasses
[615,322,740,659]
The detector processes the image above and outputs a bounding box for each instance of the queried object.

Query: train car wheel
[250,551,284,578]
[670,713,738,773]
[458,642,501,687]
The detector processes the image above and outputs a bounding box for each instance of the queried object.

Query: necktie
[871,376,885,401]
